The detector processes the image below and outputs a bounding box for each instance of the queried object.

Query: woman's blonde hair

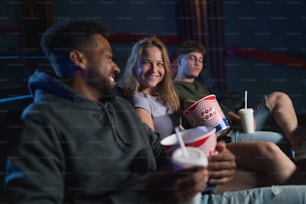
[120,36,180,112]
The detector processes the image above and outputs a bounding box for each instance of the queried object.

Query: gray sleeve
[5,115,65,204]
[132,94,151,114]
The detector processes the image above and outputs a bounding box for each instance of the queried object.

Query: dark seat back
[0,95,32,202]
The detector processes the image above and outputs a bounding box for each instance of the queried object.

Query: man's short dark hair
[41,19,110,56]
[40,19,110,77]
[176,40,206,57]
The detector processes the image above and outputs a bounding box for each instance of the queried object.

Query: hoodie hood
[27,70,131,149]
[29,70,86,103]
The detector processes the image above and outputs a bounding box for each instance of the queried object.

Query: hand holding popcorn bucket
[161,126,218,195]
[183,94,230,134]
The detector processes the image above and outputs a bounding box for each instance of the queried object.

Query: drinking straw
[174,127,189,158]
[244,90,248,109]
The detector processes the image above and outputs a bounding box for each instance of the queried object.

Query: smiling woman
[136,46,165,94]
[119,36,180,138]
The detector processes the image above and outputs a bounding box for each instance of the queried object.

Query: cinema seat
[0,95,32,202]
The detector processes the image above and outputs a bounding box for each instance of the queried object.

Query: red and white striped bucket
[183,94,230,134]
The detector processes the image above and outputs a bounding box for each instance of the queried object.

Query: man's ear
[69,49,87,70]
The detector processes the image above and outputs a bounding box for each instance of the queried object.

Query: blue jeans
[202,185,306,204]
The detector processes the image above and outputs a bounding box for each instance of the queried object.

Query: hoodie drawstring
[101,102,131,151]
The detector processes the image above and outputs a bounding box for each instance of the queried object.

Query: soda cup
[238,108,254,133]
[171,147,207,204]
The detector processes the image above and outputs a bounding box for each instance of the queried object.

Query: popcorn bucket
[160,126,217,156]
[183,94,230,134]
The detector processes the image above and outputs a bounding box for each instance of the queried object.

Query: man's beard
[87,71,116,99]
